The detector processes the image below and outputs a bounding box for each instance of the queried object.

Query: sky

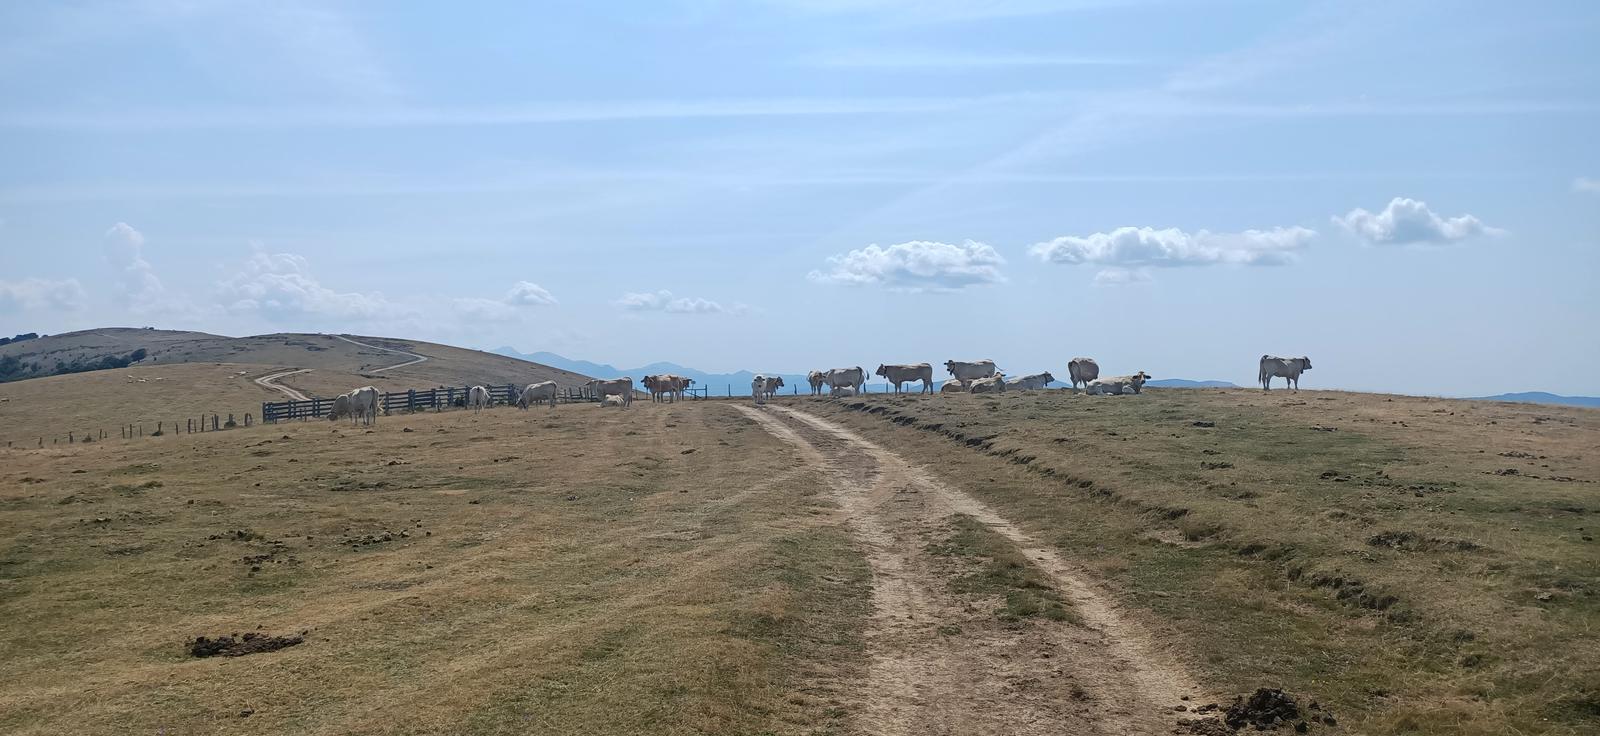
[1,0,1597,396]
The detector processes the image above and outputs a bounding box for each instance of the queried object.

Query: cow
[1067,358,1100,390]
[585,377,634,407]
[1085,372,1152,396]
[945,359,998,388]
[876,363,934,394]
[940,380,966,394]
[327,392,352,423]
[752,374,769,405]
[969,374,1007,394]
[1005,372,1055,391]
[825,366,867,395]
[1260,355,1312,391]
[662,375,694,403]
[830,385,857,397]
[468,385,492,414]
[518,380,558,409]
[601,394,625,407]
[760,375,785,400]
[807,370,827,396]
[350,386,379,425]
[642,375,663,402]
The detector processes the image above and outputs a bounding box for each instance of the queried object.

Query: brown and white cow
[876,363,934,394]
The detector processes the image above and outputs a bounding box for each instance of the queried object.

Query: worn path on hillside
[736,404,1210,736]
[254,368,312,401]
[333,334,429,373]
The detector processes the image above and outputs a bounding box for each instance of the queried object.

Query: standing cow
[1259,356,1313,391]
[944,359,998,388]
[586,377,635,407]
[807,370,827,396]
[876,363,934,394]
[1067,358,1099,390]
[752,374,769,405]
[825,366,867,395]
[468,385,492,414]
[518,381,558,409]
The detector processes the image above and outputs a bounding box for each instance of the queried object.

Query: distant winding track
[333,334,429,373]
[254,369,312,402]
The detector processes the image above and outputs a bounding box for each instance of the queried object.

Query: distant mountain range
[493,349,1248,393]
[1468,392,1600,408]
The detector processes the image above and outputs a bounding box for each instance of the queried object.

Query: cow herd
[322,354,1314,420]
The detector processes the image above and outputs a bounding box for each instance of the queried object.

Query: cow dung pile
[188,632,305,658]
[1222,688,1328,731]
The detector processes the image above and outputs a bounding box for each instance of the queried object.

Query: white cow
[807,370,827,396]
[601,394,625,407]
[876,363,934,394]
[327,392,352,423]
[945,359,998,387]
[1086,372,1152,396]
[752,374,769,404]
[586,377,634,407]
[518,381,558,409]
[350,386,379,425]
[825,366,867,395]
[969,374,1007,394]
[1067,358,1100,390]
[1005,371,1055,391]
[468,385,492,414]
[760,375,785,400]
[830,385,857,397]
[1259,355,1313,391]
[940,380,966,394]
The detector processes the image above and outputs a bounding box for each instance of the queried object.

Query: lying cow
[1085,372,1152,396]
[968,374,1007,394]
[468,385,492,414]
[601,394,625,407]
[518,380,558,409]
[939,380,966,394]
[1005,371,1055,391]
[945,359,998,388]
[830,385,857,397]
[876,363,934,394]
[585,377,634,407]
[1068,358,1099,390]
[1259,355,1312,391]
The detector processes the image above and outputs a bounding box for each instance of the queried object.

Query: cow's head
[944,360,956,374]
[1300,357,1313,370]
[1131,371,1151,386]
[1041,372,1056,384]
[875,364,888,377]
[774,377,785,387]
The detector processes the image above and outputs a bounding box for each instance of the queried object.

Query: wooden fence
[262,384,599,423]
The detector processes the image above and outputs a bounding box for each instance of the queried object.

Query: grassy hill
[0,328,592,445]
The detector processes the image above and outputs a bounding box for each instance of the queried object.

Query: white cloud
[808,240,1006,291]
[0,277,87,313]
[1574,177,1600,194]
[616,290,738,314]
[1333,197,1501,244]
[1030,226,1314,268]
[218,250,399,322]
[103,222,167,310]
[505,280,557,306]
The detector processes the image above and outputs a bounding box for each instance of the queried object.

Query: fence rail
[263,384,599,423]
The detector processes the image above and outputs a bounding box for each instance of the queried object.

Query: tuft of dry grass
[0,402,869,734]
[804,388,1600,736]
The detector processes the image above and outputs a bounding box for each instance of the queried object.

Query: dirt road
[254,368,312,401]
[333,334,428,373]
[737,404,1209,735]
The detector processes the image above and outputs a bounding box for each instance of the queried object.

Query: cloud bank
[809,240,1005,291]
[616,290,737,314]
[1334,197,1500,244]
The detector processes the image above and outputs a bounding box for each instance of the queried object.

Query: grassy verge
[928,514,1078,625]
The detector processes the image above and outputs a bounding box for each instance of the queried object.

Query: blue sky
[1,0,1596,396]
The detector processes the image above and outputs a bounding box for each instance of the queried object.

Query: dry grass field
[799,388,1599,735]
[0,329,594,447]
[2,377,1595,734]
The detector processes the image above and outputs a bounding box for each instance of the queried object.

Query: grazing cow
[824,366,867,395]
[1259,355,1313,391]
[327,392,352,423]
[518,380,559,409]
[468,385,491,414]
[1067,358,1100,390]
[969,374,1007,394]
[945,359,998,387]
[1086,372,1152,396]
[1005,372,1055,391]
[601,394,625,407]
[586,377,634,407]
[876,363,934,394]
[807,370,827,396]
[940,380,966,394]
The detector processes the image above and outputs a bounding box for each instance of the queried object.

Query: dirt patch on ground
[188,632,305,658]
